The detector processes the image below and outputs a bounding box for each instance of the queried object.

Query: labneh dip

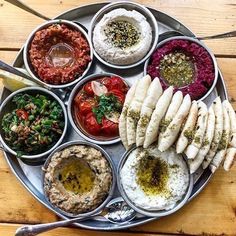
[44,145,112,215]
[29,24,91,85]
[93,8,152,65]
[120,146,189,211]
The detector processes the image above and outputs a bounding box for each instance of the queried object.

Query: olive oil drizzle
[58,159,95,195]
[136,151,170,196]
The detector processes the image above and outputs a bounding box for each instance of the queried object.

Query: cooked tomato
[101,77,112,90]
[74,93,85,106]
[110,76,128,92]
[78,99,96,115]
[109,89,125,104]
[101,118,118,136]
[84,113,101,135]
[16,109,28,120]
[84,82,94,96]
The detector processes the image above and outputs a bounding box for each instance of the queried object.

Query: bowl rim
[67,72,130,145]
[42,140,117,218]
[117,145,194,217]
[23,19,94,89]
[88,0,159,69]
[143,35,219,101]
[0,87,68,159]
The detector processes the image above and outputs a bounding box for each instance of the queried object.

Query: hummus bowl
[144,36,218,101]
[23,19,93,89]
[68,73,129,145]
[117,145,193,217]
[43,140,116,217]
[89,1,158,69]
[0,87,68,160]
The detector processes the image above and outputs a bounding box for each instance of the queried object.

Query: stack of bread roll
[119,75,236,173]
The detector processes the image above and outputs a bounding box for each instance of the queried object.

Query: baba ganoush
[44,145,112,215]
[120,146,189,211]
[93,8,152,65]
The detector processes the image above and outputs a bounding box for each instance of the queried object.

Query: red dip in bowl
[73,76,129,141]
[29,24,91,85]
[147,39,215,100]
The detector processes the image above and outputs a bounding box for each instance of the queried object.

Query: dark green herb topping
[104,20,140,49]
[92,94,122,124]
[159,51,195,87]
[218,131,227,150]
[1,93,64,156]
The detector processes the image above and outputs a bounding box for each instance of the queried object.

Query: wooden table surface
[0,0,236,235]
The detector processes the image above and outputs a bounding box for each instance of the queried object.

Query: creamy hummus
[120,146,189,211]
[44,145,112,215]
[93,8,152,65]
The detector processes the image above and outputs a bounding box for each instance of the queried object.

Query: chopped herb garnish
[92,94,122,124]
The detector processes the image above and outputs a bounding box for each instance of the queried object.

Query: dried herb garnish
[104,20,140,49]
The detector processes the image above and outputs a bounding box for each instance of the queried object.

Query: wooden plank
[0,223,169,236]
[0,0,236,56]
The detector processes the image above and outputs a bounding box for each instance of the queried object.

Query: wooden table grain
[0,0,236,235]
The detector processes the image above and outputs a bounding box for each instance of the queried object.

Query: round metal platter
[1,2,228,230]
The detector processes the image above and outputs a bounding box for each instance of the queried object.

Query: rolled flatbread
[176,101,198,154]
[210,104,231,173]
[202,97,223,169]
[136,78,163,146]
[158,94,191,152]
[223,147,236,171]
[222,100,236,148]
[127,75,151,146]
[188,105,215,174]
[119,81,138,150]
[185,101,208,159]
[143,86,174,148]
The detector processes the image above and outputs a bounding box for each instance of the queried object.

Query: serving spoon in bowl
[15,197,136,236]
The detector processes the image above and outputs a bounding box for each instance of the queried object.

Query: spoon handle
[197,30,236,40]
[4,0,51,20]
[0,60,50,90]
[15,216,92,236]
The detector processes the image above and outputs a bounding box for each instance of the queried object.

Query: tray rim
[1,2,229,231]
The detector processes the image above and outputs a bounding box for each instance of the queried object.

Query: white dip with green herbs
[93,8,152,65]
[120,146,189,211]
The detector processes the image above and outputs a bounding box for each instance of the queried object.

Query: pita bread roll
[136,78,163,146]
[222,100,236,148]
[185,101,208,159]
[188,105,215,174]
[158,94,191,152]
[202,97,223,169]
[210,104,231,173]
[119,81,138,150]
[127,75,151,146]
[223,147,236,171]
[158,91,183,139]
[176,101,198,154]
[143,86,174,148]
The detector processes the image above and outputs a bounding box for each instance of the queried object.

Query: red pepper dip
[29,24,91,85]
[147,39,215,100]
[73,76,129,141]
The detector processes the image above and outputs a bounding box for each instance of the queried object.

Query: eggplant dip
[44,145,112,215]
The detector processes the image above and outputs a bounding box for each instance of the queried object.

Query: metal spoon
[15,198,136,236]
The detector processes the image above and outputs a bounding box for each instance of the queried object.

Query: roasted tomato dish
[73,76,128,140]
[29,24,91,85]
